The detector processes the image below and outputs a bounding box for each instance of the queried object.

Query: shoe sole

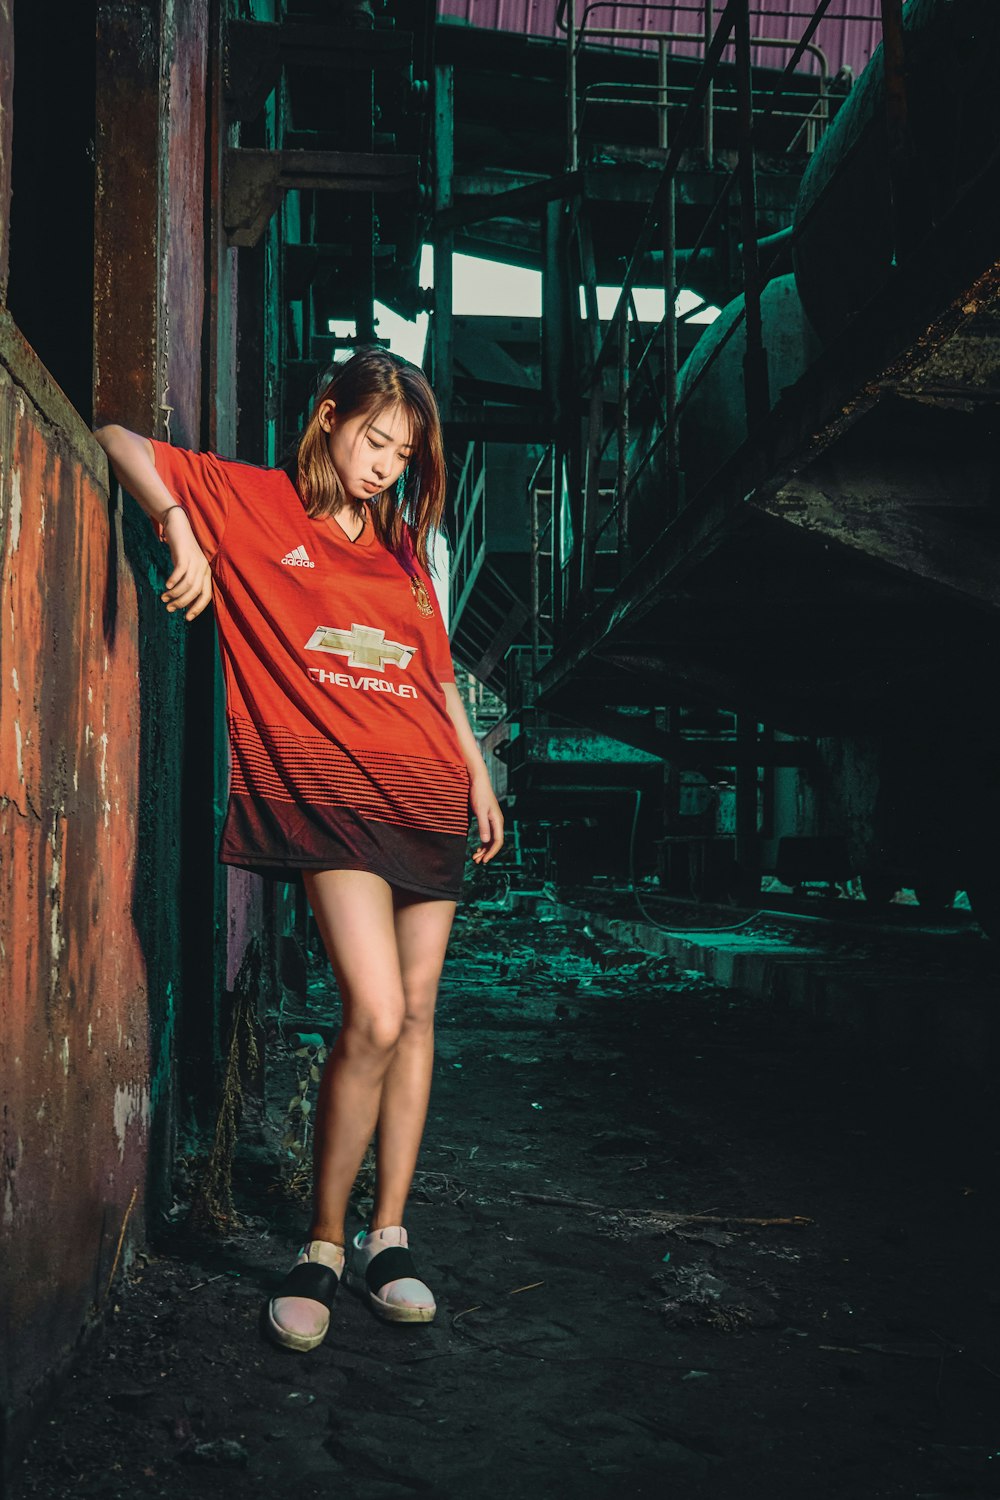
[266,1300,330,1352]
[344,1267,437,1323]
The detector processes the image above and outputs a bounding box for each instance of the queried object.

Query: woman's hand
[161,510,213,622]
[438,683,506,867]
[469,769,505,866]
[92,425,215,623]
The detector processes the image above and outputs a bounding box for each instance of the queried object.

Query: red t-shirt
[149,442,470,897]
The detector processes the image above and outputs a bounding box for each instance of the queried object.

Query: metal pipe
[577,23,830,79]
[432,63,454,423]
[530,473,541,676]
[616,303,631,574]
[704,0,715,163]
[580,378,604,606]
[658,40,679,513]
[550,448,562,633]
[880,0,912,259]
[567,0,579,173]
[734,0,770,433]
[571,2,865,28]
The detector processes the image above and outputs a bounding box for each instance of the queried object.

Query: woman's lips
[361,481,380,494]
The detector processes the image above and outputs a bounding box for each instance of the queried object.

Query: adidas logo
[281,545,315,569]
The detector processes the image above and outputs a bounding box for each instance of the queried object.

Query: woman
[95,348,504,1352]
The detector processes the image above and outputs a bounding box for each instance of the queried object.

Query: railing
[543,0,859,622]
[559,1,859,170]
[448,440,487,628]
[528,447,556,675]
[572,13,832,165]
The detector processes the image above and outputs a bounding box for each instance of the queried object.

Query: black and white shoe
[345,1225,437,1324]
[267,1239,344,1351]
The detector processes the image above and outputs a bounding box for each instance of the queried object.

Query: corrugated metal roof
[438,1,884,80]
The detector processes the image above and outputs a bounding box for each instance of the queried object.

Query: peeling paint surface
[0,328,149,1434]
[112,1082,151,1162]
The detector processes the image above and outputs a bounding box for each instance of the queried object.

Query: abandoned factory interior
[1,1,998,1497]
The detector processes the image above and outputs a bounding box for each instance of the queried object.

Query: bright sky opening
[329,248,720,365]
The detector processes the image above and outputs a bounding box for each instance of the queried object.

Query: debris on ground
[9,909,998,1500]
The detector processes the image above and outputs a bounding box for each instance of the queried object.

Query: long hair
[291,347,446,571]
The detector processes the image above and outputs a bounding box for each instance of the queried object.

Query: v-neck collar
[282,467,379,549]
[323,505,377,549]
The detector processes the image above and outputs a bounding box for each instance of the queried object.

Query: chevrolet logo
[304,623,416,672]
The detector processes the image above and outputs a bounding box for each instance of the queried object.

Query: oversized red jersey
[149,441,470,898]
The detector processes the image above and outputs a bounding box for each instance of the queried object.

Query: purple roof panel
[438,1,885,80]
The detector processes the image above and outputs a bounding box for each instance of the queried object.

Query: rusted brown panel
[0,315,149,1440]
[165,0,209,447]
[0,0,12,306]
[93,1,163,431]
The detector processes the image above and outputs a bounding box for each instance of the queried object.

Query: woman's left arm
[440,681,505,866]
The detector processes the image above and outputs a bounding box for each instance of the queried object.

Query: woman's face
[319,399,415,503]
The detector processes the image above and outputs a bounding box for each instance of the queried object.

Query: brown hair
[291,347,446,571]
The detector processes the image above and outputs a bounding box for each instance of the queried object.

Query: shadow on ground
[10,908,1000,1499]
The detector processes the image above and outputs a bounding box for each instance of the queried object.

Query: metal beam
[543,703,818,768]
[534,157,1000,712]
[437,173,578,233]
[224,21,412,121]
[223,149,419,248]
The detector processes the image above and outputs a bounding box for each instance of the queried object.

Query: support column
[733,0,770,434]
[93,1,164,431]
[658,40,679,517]
[0,0,10,307]
[432,63,454,422]
[880,0,915,261]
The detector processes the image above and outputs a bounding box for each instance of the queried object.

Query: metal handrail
[578,0,835,398]
[574,25,829,79]
[558,1,875,32]
[563,0,842,613]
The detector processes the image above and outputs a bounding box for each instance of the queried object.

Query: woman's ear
[317,398,337,432]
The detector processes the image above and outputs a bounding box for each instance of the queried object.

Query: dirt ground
[10,905,1000,1499]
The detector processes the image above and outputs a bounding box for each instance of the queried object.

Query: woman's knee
[340,1006,406,1060]
[401,975,439,1031]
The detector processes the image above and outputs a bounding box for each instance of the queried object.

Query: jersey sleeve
[148,440,238,564]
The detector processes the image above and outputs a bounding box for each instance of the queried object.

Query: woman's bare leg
[302,869,406,1247]
[369,893,457,1230]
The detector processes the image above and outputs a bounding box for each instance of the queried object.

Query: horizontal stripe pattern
[228,714,470,836]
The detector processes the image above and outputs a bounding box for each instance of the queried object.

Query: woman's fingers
[471,800,505,865]
[162,581,198,610]
[184,574,213,621]
[161,562,212,618]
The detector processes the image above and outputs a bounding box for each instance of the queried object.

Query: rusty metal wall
[0,316,152,1468]
[438,0,884,78]
[1,0,219,1472]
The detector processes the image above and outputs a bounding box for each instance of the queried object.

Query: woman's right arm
[93,424,213,622]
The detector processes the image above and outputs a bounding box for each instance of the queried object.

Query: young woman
[95,348,504,1352]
